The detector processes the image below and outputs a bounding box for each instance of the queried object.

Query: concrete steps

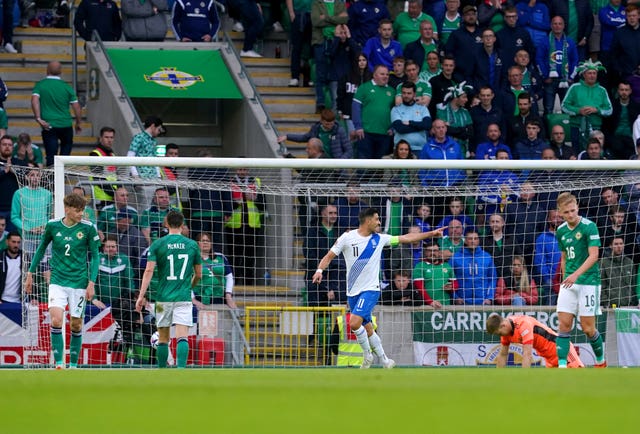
[2,27,94,149]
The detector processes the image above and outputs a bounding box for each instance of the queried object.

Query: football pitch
[2,368,637,434]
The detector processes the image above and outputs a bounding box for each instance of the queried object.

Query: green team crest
[144,67,204,90]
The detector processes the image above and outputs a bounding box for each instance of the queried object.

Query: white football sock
[353,326,372,354]
[368,331,388,361]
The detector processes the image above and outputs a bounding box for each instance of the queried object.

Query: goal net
[6,157,640,368]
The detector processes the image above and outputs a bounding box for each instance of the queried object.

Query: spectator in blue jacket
[418,119,466,187]
[334,181,367,232]
[610,4,640,84]
[74,0,122,42]
[171,0,220,42]
[327,24,360,111]
[532,208,563,305]
[445,5,483,82]
[514,118,548,159]
[362,19,403,72]
[475,123,512,160]
[516,0,550,50]
[348,0,390,46]
[599,0,626,65]
[469,27,504,92]
[450,230,497,305]
[475,148,519,223]
[469,86,507,150]
[496,5,535,69]
[536,16,579,115]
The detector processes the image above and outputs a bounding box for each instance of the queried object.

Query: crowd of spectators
[4,0,640,314]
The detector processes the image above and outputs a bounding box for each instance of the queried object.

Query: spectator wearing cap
[12,133,44,168]
[115,207,148,275]
[513,118,548,160]
[444,5,483,83]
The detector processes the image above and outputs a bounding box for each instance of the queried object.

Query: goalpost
[8,156,640,368]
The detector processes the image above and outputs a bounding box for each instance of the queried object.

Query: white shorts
[155,301,193,328]
[49,284,87,318]
[556,283,602,317]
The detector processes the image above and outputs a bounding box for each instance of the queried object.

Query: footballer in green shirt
[554,192,606,368]
[25,193,101,369]
[136,210,202,368]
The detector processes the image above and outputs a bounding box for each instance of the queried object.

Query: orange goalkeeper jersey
[500,315,583,368]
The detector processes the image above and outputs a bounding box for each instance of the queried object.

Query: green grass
[2,368,638,433]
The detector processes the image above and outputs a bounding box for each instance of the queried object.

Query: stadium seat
[196,337,225,366]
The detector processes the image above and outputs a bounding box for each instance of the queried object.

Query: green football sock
[69,331,83,366]
[157,343,169,368]
[556,333,571,363]
[51,327,64,366]
[589,330,605,363]
[176,338,189,369]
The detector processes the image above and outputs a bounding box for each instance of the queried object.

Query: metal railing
[222,31,287,156]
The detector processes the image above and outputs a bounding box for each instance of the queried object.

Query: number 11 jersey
[331,231,398,297]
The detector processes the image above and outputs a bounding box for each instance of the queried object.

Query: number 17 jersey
[149,233,201,302]
[330,231,397,297]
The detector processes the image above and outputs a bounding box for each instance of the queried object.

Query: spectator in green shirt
[31,61,82,167]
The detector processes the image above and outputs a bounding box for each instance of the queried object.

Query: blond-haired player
[555,192,606,368]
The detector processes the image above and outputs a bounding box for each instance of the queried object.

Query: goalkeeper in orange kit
[486,313,583,368]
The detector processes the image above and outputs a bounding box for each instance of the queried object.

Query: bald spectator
[548,0,593,61]
[31,61,82,167]
[537,16,579,115]
[548,125,576,160]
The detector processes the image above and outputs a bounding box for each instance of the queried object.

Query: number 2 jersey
[148,233,201,302]
[29,218,101,289]
[330,231,398,297]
